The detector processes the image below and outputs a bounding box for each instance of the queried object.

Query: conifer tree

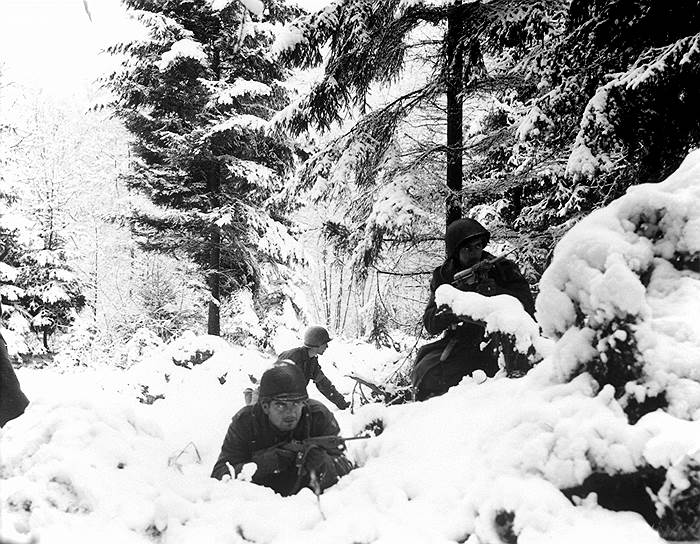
[105,0,302,335]
[0,90,86,352]
[273,0,565,275]
[466,0,700,276]
[276,0,700,284]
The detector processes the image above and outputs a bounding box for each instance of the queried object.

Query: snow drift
[3,151,700,542]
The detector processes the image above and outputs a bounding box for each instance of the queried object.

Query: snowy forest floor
[0,332,697,544]
[4,152,700,544]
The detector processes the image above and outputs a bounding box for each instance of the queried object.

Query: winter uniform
[277,346,348,410]
[411,219,535,401]
[210,399,352,496]
[0,331,29,427]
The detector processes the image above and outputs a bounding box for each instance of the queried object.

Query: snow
[157,38,209,71]
[208,114,268,134]
[214,79,272,104]
[1,354,669,544]
[515,105,553,142]
[435,285,541,353]
[270,23,309,56]
[4,151,700,542]
[211,0,265,17]
[0,261,19,282]
[539,148,700,418]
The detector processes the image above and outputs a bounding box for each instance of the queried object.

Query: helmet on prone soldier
[258,364,308,403]
[445,218,490,258]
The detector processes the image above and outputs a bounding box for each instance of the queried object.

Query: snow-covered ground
[3,150,700,543]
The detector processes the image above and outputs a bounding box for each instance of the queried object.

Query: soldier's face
[458,238,484,268]
[317,342,329,355]
[263,399,305,431]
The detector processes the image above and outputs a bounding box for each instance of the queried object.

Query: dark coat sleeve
[0,332,29,428]
[422,268,458,335]
[310,402,341,437]
[310,362,346,409]
[211,413,252,480]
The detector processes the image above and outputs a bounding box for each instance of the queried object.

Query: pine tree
[274,0,565,278]
[105,0,302,335]
[276,0,700,289]
[0,92,87,352]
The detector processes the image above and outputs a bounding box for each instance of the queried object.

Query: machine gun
[452,248,517,291]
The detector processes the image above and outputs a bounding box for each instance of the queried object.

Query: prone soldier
[211,364,353,496]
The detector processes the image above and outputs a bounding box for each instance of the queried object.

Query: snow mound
[537,148,700,420]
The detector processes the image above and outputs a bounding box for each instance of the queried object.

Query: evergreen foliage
[274,0,566,280]
[275,0,700,295]
[104,0,303,334]
[0,82,85,353]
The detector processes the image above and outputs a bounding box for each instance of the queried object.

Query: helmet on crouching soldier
[303,326,332,348]
[445,218,490,258]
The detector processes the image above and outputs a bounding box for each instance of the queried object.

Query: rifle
[452,247,517,290]
[287,434,370,453]
[251,433,371,464]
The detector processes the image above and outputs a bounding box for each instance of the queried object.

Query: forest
[1,0,700,543]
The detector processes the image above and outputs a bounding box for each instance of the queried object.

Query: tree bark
[207,164,221,336]
[208,45,222,336]
[445,0,464,228]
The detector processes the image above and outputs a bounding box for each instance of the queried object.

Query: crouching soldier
[412,218,535,401]
[211,364,353,496]
[278,326,349,410]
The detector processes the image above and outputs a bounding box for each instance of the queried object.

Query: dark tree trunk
[207,164,221,336]
[445,0,464,228]
[208,46,222,337]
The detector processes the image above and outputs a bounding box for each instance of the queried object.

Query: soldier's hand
[436,305,460,323]
[304,445,330,476]
[477,278,497,295]
[279,441,306,454]
[335,397,350,410]
[251,447,296,475]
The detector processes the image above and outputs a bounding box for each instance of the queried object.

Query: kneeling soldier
[211,363,353,496]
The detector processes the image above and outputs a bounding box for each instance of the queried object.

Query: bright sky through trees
[0,0,143,96]
[0,0,328,96]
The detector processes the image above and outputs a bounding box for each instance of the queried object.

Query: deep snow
[3,150,700,543]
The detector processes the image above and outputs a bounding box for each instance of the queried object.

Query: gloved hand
[302,446,345,492]
[251,447,296,476]
[335,397,350,410]
[477,278,498,295]
[304,446,327,473]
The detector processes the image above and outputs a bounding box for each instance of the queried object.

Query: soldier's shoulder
[230,403,257,427]
[278,346,303,359]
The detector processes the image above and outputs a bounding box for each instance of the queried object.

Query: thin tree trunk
[207,164,221,336]
[208,46,222,336]
[445,0,464,228]
[335,262,343,331]
[323,250,331,325]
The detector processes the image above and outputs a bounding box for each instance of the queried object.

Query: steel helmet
[258,364,308,403]
[303,326,332,348]
[444,218,490,258]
